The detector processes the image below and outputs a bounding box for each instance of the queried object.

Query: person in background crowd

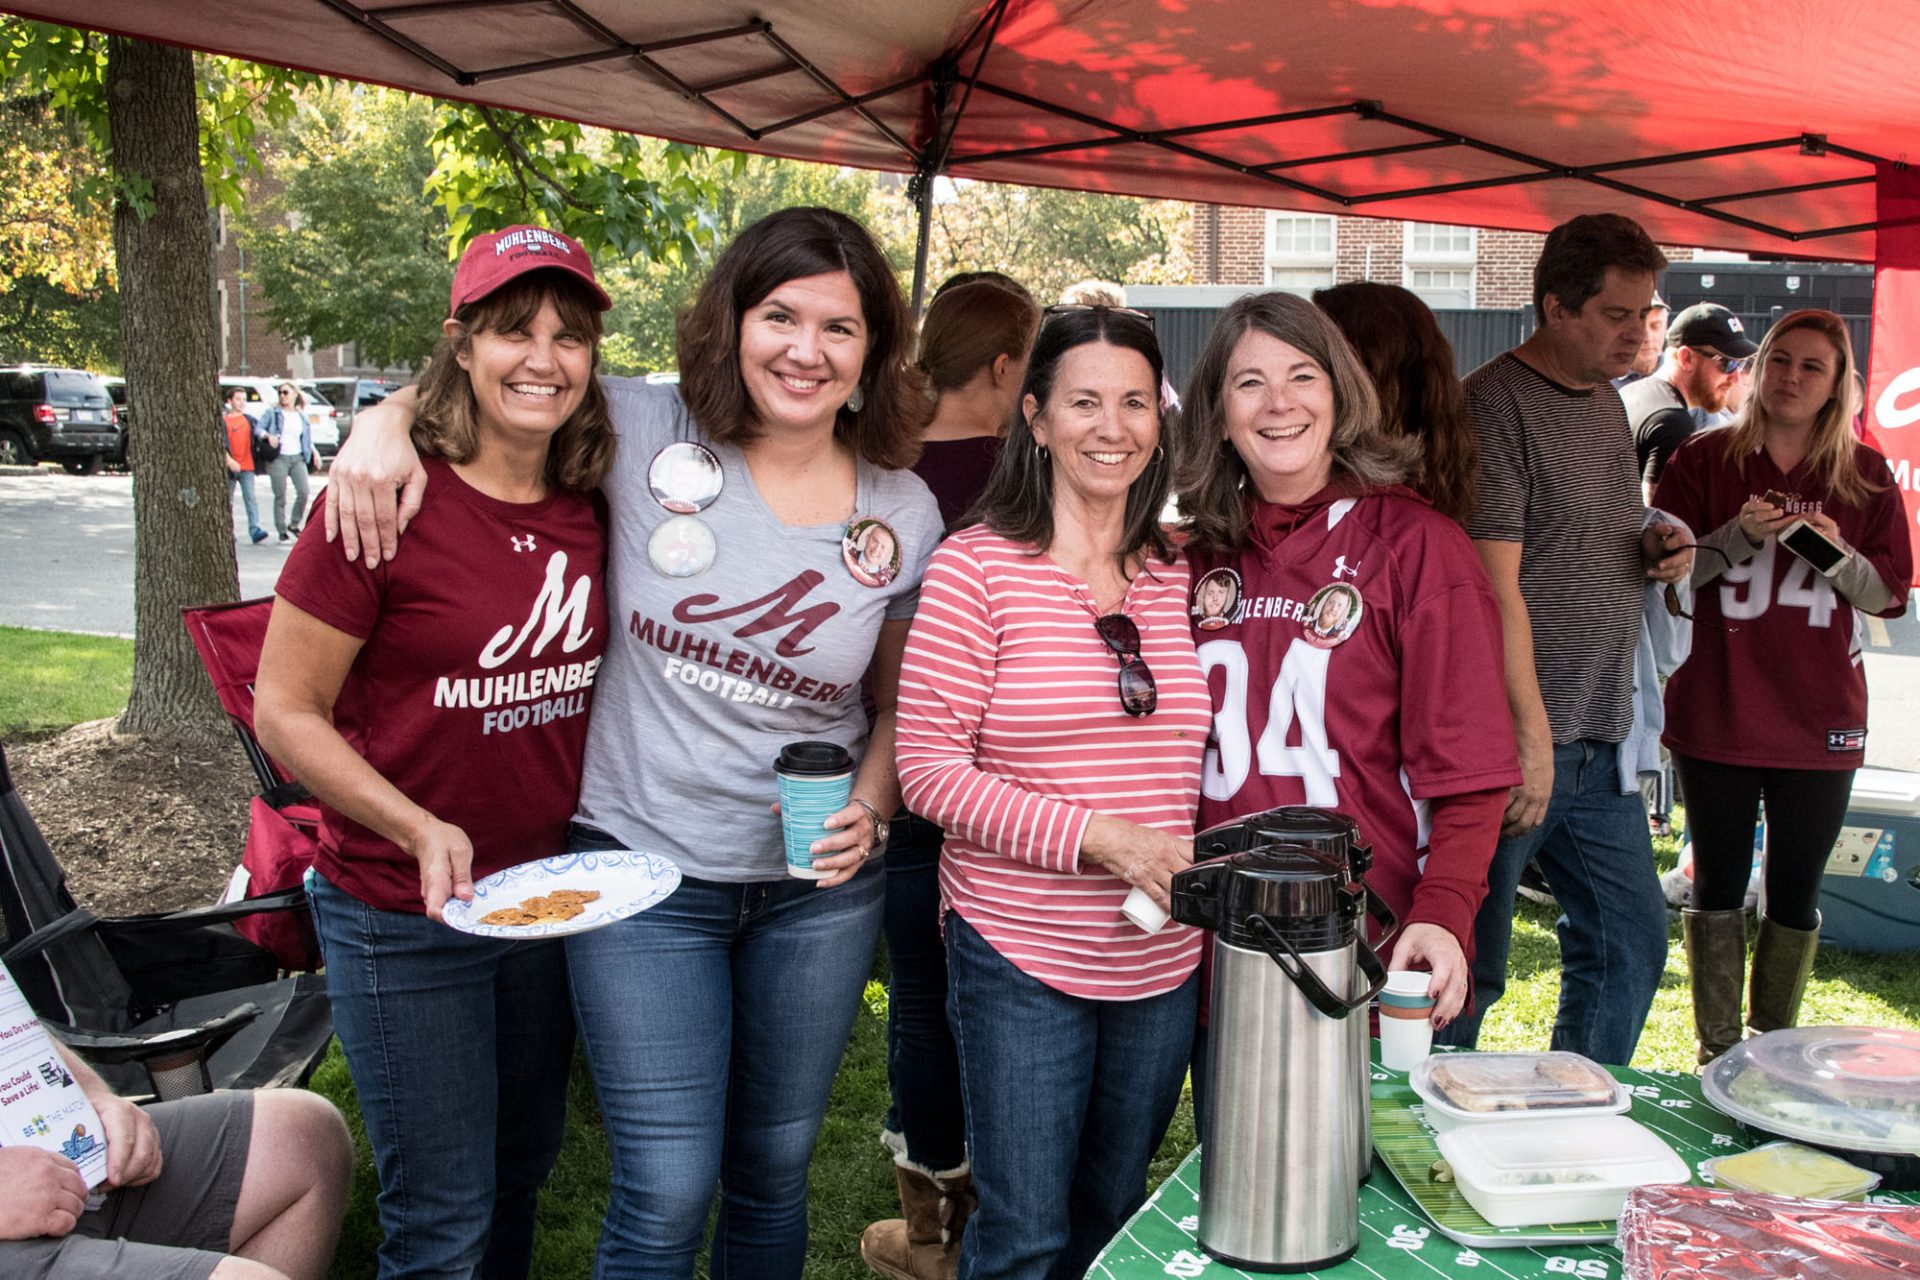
[1653,308,1912,1064]
[1313,281,1479,525]
[1174,291,1517,1128]
[897,306,1210,1280]
[0,1032,352,1280]
[257,225,616,1278]
[1057,278,1127,308]
[1436,214,1695,1066]
[1614,291,1670,388]
[328,207,942,1280]
[1624,303,1759,493]
[255,383,317,542]
[860,272,1038,1280]
[224,386,268,545]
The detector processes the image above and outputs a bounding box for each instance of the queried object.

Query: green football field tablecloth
[1089,1058,1920,1280]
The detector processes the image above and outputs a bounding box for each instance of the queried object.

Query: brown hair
[411,270,614,493]
[916,278,1040,395]
[966,307,1174,572]
[1314,281,1478,524]
[1723,308,1880,507]
[1533,213,1668,316]
[1176,291,1419,552]
[675,206,929,469]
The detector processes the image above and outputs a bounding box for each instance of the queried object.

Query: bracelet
[849,798,889,858]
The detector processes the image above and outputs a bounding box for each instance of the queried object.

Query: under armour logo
[511,535,537,553]
[1332,555,1358,579]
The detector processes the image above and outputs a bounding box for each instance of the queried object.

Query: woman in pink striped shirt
[896,306,1211,1280]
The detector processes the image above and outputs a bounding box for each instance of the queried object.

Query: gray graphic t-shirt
[574,379,941,880]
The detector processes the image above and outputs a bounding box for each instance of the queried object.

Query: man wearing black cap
[1622,302,1759,491]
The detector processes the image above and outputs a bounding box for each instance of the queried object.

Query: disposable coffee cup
[774,741,854,880]
[1122,884,1169,933]
[1377,969,1436,1071]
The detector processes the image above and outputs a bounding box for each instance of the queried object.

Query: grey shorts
[2,1090,254,1280]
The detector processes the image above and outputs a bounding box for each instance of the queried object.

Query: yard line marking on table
[1356,1204,1538,1280]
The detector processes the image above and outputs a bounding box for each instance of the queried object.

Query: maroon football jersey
[1189,488,1520,940]
[1654,431,1912,769]
[277,458,608,912]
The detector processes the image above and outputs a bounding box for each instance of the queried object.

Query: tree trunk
[107,37,238,743]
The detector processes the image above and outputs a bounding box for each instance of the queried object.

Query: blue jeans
[1437,739,1669,1065]
[946,913,1198,1280]
[229,469,263,539]
[308,873,575,1280]
[564,824,885,1280]
[881,811,967,1172]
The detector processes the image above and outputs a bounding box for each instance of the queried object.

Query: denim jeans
[265,452,310,535]
[881,811,967,1172]
[229,468,263,539]
[308,872,575,1280]
[946,913,1198,1280]
[564,823,885,1280]
[1436,739,1669,1065]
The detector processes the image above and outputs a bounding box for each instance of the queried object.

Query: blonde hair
[1059,279,1127,307]
[1722,309,1879,508]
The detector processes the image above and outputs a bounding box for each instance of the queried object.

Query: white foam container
[1436,1115,1690,1228]
[1410,1052,1632,1133]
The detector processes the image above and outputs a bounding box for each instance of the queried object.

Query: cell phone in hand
[1762,489,1794,510]
[1779,518,1847,577]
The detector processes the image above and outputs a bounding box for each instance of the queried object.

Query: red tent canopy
[8,0,1918,262]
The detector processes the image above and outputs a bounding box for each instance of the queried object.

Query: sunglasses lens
[1117,659,1158,717]
[1095,613,1142,652]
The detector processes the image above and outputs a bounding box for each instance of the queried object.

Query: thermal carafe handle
[1364,884,1397,938]
[1246,914,1386,1019]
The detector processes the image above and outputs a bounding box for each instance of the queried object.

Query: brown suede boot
[1682,908,1748,1066]
[859,1164,974,1280]
[1748,914,1820,1037]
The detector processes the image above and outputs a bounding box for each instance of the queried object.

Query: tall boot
[1683,907,1748,1066]
[1748,913,1820,1038]
[860,1162,974,1280]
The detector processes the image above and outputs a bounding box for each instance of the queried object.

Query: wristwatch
[850,798,891,855]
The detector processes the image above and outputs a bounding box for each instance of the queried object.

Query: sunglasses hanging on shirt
[1094,612,1158,717]
[646,441,724,578]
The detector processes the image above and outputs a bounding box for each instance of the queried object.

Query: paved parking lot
[3,466,1918,769]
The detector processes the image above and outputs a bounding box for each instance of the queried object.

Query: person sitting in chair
[0,1037,352,1280]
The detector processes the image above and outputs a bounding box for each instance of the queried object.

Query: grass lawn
[4,627,1915,1278]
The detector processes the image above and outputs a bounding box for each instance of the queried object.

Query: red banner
[1866,163,1920,575]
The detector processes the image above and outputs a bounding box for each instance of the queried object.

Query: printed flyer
[0,959,109,1188]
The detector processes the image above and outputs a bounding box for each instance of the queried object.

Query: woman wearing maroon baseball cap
[322,208,943,1279]
[255,225,614,1278]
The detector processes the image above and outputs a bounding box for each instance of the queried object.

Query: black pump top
[1194,806,1371,877]
[1169,844,1362,950]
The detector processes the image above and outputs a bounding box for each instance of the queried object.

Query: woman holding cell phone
[325,207,942,1279]
[1653,308,1912,1066]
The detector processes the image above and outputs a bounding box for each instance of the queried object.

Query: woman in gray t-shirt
[326,207,939,1280]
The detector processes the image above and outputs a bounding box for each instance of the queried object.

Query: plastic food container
[1701,1141,1881,1201]
[1410,1051,1630,1132]
[1435,1114,1690,1228]
[1702,1026,1920,1190]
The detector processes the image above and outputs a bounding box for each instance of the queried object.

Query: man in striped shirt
[1438,214,1696,1066]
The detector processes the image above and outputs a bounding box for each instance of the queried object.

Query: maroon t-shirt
[1188,486,1520,949]
[276,458,608,912]
[912,435,1002,532]
[1654,431,1911,770]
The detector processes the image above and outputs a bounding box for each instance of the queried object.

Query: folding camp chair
[0,743,332,1101]
[183,596,324,970]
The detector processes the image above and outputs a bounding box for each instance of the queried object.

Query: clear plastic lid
[1411,1051,1626,1120]
[1438,1115,1688,1189]
[1702,1026,1920,1156]
[1701,1141,1882,1201]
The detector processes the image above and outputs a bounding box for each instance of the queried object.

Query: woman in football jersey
[1653,308,1911,1064]
[255,226,614,1278]
[1173,292,1519,1113]
[897,305,1212,1280]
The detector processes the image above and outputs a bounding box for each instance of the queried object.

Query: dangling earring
[1153,445,1166,464]
[846,384,865,413]
[1037,443,1049,461]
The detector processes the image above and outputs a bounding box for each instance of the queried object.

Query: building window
[1265,213,1337,294]
[217,280,230,371]
[1403,222,1476,308]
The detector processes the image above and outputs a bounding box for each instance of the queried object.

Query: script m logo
[479,550,596,669]
[672,570,840,658]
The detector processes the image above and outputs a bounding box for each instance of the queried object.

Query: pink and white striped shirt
[897,525,1210,1000]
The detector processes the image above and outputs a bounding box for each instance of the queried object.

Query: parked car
[309,376,402,444]
[0,366,119,473]
[100,375,131,470]
[218,377,339,466]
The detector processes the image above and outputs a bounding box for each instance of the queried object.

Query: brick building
[1187,205,1694,308]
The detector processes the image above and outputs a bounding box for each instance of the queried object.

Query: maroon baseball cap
[449,224,612,314]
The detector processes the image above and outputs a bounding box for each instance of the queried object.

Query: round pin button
[648,441,724,514]
[648,515,717,578]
